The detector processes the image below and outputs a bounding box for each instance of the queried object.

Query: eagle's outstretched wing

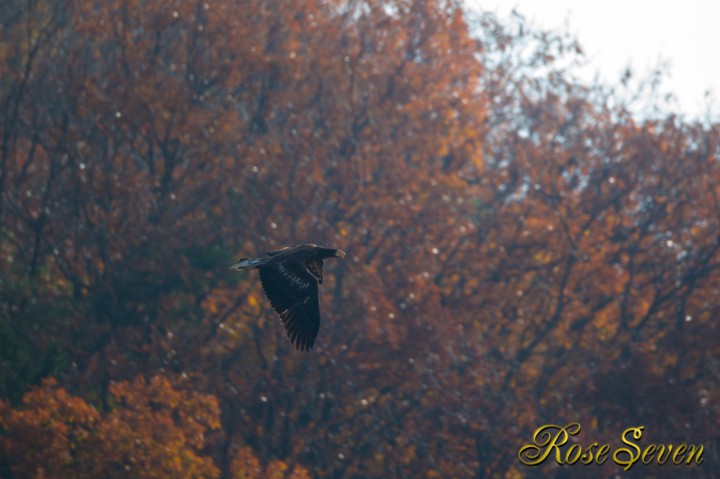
[258,260,320,351]
[266,247,291,256]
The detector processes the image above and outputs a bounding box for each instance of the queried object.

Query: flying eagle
[230,244,346,351]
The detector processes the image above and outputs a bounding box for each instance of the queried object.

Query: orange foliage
[1,376,220,479]
[230,447,311,479]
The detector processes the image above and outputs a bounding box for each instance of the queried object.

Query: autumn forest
[1,0,719,477]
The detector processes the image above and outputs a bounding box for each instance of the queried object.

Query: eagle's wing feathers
[258,259,320,351]
[266,246,291,256]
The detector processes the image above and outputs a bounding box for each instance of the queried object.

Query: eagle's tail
[229,257,267,270]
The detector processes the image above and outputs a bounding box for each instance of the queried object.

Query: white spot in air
[685,315,692,322]
[431,247,439,255]
[251,165,258,173]
[270,222,277,229]
[388,313,395,319]
[666,239,674,247]
[260,396,268,402]
[699,389,708,407]
[172,11,179,18]
[79,163,86,170]
[609,177,616,184]
[115,111,122,118]
[360,399,368,406]
[338,453,345,459]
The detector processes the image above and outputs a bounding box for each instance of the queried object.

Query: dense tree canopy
[1,0,718,477]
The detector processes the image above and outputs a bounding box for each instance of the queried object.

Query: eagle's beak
[335,249,346,259]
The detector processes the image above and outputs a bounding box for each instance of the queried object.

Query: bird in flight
[230,244,346,351]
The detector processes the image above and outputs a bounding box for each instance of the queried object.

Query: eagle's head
[318,248,345,259]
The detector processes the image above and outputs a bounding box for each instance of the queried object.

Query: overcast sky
[470,1,720,120]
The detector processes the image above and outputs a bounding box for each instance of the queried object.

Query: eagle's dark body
[230,244,345,351]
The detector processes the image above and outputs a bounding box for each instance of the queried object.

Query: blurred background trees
[1,0,718,477]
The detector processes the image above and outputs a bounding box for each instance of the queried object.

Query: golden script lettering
[518,423,703,471]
